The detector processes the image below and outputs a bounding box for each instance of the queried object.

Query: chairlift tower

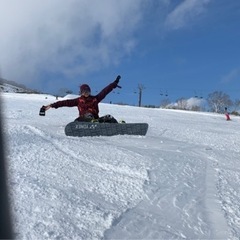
[138,84,145,107]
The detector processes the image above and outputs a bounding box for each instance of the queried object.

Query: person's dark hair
[80,84,91,94]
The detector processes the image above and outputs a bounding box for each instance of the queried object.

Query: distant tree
[66,90,73,94]
[207,91,232,113]
[58,88,73,97]
[144,105,156,108]
[160,98,171,108]
[190,105,201,111]
[176,97,188,110]
[232,99,240,113]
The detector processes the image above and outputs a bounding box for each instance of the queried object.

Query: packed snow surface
[1,93,240,239]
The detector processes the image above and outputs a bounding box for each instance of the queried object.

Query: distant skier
[41,75,121,123]
[224,107,231,121]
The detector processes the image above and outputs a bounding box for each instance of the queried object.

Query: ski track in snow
[104,139,221,239]
[6,124,149,239]
[2,93,240,239]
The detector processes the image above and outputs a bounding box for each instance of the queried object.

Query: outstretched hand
[114,75,122,88]
[115,75,121,84]
[39,105,51,116]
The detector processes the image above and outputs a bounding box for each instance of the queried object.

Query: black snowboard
[65,122,148,137]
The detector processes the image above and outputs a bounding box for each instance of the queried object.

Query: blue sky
[0,0,240,106]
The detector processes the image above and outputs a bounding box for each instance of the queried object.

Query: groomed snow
[1,92,240,239]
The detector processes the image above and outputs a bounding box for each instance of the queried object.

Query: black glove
[39,106,46,116]
[115,75,121,84]
[114,75,122,88]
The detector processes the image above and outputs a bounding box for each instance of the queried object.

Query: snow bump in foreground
[2,93,240,239]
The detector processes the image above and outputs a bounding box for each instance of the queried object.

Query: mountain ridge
[0,78,39,94]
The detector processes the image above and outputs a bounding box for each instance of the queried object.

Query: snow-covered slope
[1,92,240,239]
[0,78,37,93]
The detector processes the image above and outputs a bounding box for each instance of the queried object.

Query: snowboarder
[42,75,121,122]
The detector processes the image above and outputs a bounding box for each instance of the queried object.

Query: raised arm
[45,98,79,111]
[96,75,121,102]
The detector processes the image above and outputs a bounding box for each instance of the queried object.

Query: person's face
[81,90,90,97]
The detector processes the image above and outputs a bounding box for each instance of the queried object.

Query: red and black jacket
[50,81,117,119]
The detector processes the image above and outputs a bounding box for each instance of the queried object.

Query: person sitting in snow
[42,75,121,123]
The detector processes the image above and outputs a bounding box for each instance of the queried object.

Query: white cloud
[0,0,144,85]
[221,68,240,83]
[164,0,211,30]
[0,0,214,90]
